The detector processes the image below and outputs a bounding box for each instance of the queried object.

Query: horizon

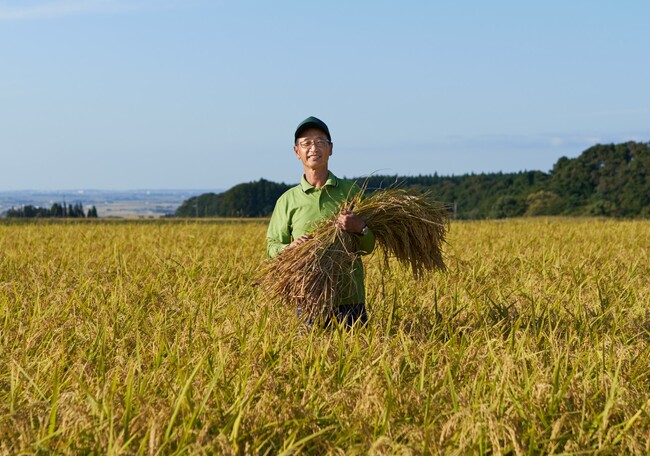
[0,188,225,193]
[2,1,649,191]
[1,137,648,193]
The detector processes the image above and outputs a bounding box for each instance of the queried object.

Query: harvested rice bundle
[258,218,356,319]
[258,189,449,318]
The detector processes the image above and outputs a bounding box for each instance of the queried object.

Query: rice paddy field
[1,218,649,455]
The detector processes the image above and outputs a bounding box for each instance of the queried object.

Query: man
[266,116,375,327]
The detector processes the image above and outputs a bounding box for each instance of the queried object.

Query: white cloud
[584,136,602,144]
[359,131,650,159]
[451,132,648,151]
[0,0,160,20]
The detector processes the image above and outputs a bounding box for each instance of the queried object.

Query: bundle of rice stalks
[258,189,449,319]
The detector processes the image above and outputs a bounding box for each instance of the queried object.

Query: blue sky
[1,0,649,190]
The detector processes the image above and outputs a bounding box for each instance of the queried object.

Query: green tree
[525,191,562,216]
[490,195,526,219]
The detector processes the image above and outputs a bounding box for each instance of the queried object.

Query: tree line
[6,202,99,218]
[175,179,292,218]
[176,141,650,219]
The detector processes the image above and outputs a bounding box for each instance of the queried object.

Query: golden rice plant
[2,218,650,454]
[258,189,449,318]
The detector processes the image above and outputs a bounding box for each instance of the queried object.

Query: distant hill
[176,141,650,219]
[175,179,292,218]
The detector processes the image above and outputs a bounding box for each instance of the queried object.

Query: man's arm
[336,210,376,255]
[356,226,375,255]
[266,199,291,259]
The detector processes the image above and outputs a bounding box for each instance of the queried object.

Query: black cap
[294,116,331,142]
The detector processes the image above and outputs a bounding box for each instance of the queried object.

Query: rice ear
[356,188,449,278]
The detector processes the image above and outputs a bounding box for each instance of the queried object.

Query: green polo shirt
[266,171,375,305]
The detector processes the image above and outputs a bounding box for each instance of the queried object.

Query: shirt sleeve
[266,196,291,259]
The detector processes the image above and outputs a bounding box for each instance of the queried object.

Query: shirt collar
[300,171,339,193]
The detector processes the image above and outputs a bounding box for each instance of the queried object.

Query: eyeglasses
[297,138,331,149]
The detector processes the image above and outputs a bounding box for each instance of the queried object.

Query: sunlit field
[1,218,649,455]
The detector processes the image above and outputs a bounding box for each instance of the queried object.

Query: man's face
[294,127,333,171]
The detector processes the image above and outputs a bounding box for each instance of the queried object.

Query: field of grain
[1,218,649,455]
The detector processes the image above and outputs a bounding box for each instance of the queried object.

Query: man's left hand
[336,210,366,234]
